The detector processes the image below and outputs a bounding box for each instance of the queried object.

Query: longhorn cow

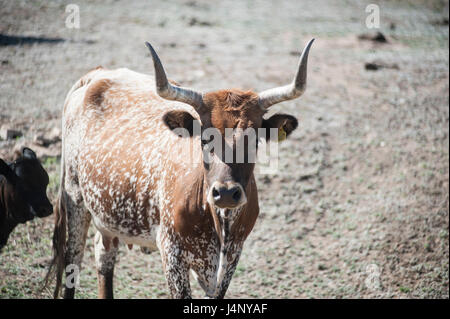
[47,39,314,298]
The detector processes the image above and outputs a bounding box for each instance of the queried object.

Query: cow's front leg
[160,238,191,299]
[215,244,243,299]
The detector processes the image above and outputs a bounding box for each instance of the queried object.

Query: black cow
[0,147,53,251]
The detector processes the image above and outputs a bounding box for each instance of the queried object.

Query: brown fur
[84,79,113,106]
[203,89,264,133]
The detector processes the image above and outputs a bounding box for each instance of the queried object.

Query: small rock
[33,135,52,146]
[262,175,271,184]
[358,31,388,43]
[33,127,61,147]
[365,62,380,71]
[431,17,449,26]
[49,126,61,140]
[140,247,153,255]
[298,173,314,181]
[185,1,198,7]
[365,61,399,71]
[188,17,213,27]
[303,187,316,194]
[164,42,176,48]
[32,257,52,268]
[0,125,22,140]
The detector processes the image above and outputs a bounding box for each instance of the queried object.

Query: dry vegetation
[0,0,448,298]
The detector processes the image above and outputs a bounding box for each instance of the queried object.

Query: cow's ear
[163,110,198,137]
[22,147,37,160]
[261,114,298,142]
[0,159,15,182]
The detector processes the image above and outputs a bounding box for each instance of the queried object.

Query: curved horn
[145,42,204,111]
[258,38,315,110]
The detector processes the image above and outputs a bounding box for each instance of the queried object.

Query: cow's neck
[197,170,252,295]
[213,207,233,295]
[204,188,246,296]
[209,207,238,245]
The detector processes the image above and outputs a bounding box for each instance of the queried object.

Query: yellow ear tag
[278,127,287,142]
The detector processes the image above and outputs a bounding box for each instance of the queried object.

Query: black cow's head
[0,147,53,249]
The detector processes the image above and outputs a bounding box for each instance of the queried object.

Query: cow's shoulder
[170,168,210,237]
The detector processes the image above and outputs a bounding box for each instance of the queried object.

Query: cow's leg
[63,194,91,299]
[159,236,191,299]
[215,245,243,299]
[94,231,118,299]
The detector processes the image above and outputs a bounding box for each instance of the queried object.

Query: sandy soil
[0,0,448,298]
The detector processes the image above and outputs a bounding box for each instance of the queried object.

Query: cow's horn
[258,38,315,110]
[145,42,204,111]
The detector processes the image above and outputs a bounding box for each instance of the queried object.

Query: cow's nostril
[232,188,241,202]
[212,188,220,200]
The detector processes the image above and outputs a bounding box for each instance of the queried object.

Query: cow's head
[0,147,53,224]
[146,40,314,210]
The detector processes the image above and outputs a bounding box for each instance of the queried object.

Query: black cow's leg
[94,231,118,299]
[0,220,16,251]
[63,196,91,299]
[160,238,191,299]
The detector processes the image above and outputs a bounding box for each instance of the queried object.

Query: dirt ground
[0,0,448,299]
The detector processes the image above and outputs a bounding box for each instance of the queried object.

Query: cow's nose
[37,203,53,218]
[210,183,245,209]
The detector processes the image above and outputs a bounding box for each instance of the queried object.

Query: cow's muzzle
[30,202,53,219]
[208,182,247,209]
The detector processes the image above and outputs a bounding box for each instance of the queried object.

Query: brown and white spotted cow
[47,39,314,299]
